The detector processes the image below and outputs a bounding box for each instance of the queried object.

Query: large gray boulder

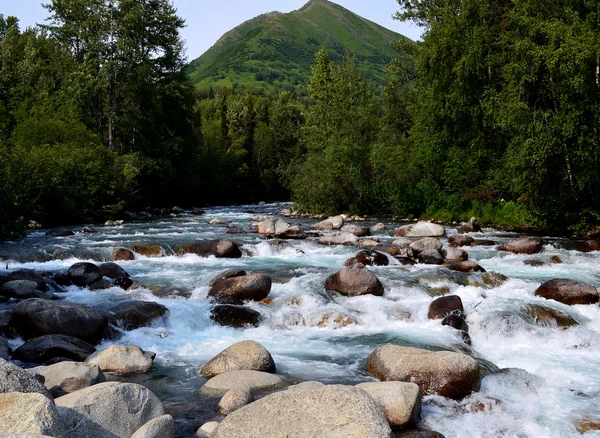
[131,415,174,438]
[497,236,543,254]
[12,334,96,363]
[0,280,52,300]
[417,249,444,265]
[367,345,480,399]
[409,238,443,254]
[178,240,242,258]
[86,345,154,375]
[394,222,445,238]
[107,301,168,331]
[3,270,47,292]
[201,370,289,394]
[256,219,305,239]
[201,340,275,378]
[0,359,50,398]
[312,216,344,231]
[32,361,106,397]
[208,274,272,305]
[318,232,359,246]
[10,299,108,345]
[345,250,389,267]
[325,264,384,297]
[0,392,65,436]
[214,384,392,438]
[56,382,164,438]
[340,224,371,237]
[68,262,102,286]
[355,381,421,428]
[534,279,599,305]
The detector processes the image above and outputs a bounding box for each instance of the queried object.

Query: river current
[1,203,600,437]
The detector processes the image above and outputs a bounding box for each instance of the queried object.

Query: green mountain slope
[188,0,409,92]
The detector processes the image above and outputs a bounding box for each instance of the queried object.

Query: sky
[3,0,422,61]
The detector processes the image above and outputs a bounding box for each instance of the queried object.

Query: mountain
[187,0,409,93]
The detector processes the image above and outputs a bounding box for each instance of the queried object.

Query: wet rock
[132,414,175,438]
[417,249,444,265]
[209,218,223,225]
[459,217,481,234]
[113,248,135,261]
[440,247,469,262]
[88,277,112,290]
[201,340,275,378]
[67,262,101,287]
[31,361,106,397]
[428,295,464,319]
[325,264,384,297]
[497,236,544,254]
[466,272,508,288]
[0,358,50,398]
[201,370,290,394]
[355,381,421,428]
[396,257,417,266]
[445,261,485,273]
[0,336,7,360]
[86,345,154,374]
[10,299,108,345]
[211,305,261,328]
[81,226,95,233]
[372,223,387,231]
[312,215,344,231]
[46,229,74,237]
[521,304,578,328]
[318,232,359,246]
[114,276,134,290]
[359,239,381,247]
[178,240,242,258]
[130,245,165,258]
[473,239,496,246]
[549,256,563,264]
[448,235,474,247]
[524,259,545,267]
[395,428,446,438]
[105,219,124,226]
[534,279,599,305]
[367,345,480,399]
[0,392,65,436]
[0,280,52,300]
[345,250,389,267]
[575,419,600,434]
[442,314,469,332]
[4,270,47,292]
[106,301,168,331]
[314,312,358,328]
[51,273,72,287]
[98,262,129,279]
[394,222,445,238]
[219,389,254,415]
[226,225,246,235]
[340,224,371,237]
[56,382,164,438]
[208,274,272,304]
[214,384,391,438]
[12,334,96,363]
[410,238,443,254]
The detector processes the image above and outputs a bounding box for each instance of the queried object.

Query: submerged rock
[394,222,445,238]
[534,279,599,305]
[12,334,96,363]
[201,370,289,394]
[367,345,480,399]
[345,250,389,267]
[46,228,75,237]
[32,361,106,397]
[107,301,168,330]
[201,340,276,378]
[208,273,272,304]
[325,264,384,297]
[497,236,543,254]
[445,261,485,273]
[355,381,421,428]
[428,295,464,319]
[0,392,65,436]
[448,235,475,247]
[86,345,154,374]
[521,304,578,328]
[211,305,261,328]
[130,245,165,258]
[178,240,242,258]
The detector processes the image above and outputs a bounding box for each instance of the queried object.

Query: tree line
[1,0,599,239]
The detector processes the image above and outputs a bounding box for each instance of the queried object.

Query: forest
[1,0,599,239]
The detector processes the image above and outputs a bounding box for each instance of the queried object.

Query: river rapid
[1,203,600,438]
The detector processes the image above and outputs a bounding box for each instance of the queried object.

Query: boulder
[210,270,247,286]
[440,247,469,262]
[130,245,165,257]
[355,381,421,428]
[0,393,65,436]
[211,305,261,328]
[549,256,563,264]
[201,370,290,394]
[341,224,371,237]
[325,264,384,297]
[46,229,75,237]
[114,276,134,290]
[209,218,223,225]
[428,295,464,319]
[312,216,344,231]
[178,240,242,258]
[113,248,135,261]
[372,223,387,231]
[208,274,272,304]
[86,345,154,374]
[459,217,481,234]
[524,259,545,267]
[0,359,50,398]
[417,250,444,265]
[534,279,599,305]
[218,389,253,415]
[409,238,443,254]
[10,299,108,345]
[67,262,101,287]
[367,345,480,399]
[345,250,389,267]
[98,262,129,279]
[0,280,52,300]
[521,304,578,328]
[256,219,294,236]
[498,236,544,254]
[4,270,47,292]
[394,222,445,238]
[32,361,106,397]
[197,422,220,437]
[441,314,469,332]
[56,382,164,438]
[445,261,485,273]
[201,340,276,378]
[448,235,474,247]
[0,336,7,360]
[131,415,174,438]
[214,384,392,438]
[107,301,168,330]
[12,334,96,363]
[318,232,359,246]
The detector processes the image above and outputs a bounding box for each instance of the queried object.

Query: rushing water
[1,203,600,438]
